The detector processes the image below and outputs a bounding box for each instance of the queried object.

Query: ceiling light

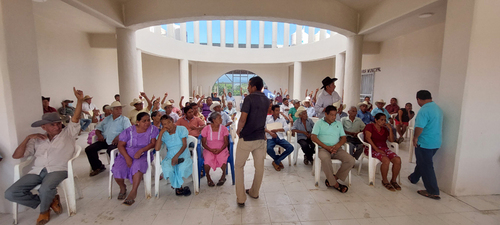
[418,13,434,19]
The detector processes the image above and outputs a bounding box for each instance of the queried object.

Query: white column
[116,28,141,112]
[233,20,238,48]
[207,21,212,46]
[194,21,200,44]
[137,50,144,92]
[343,35,364,108]
[246,20,251,48]
[220,20,225,47]
[272,22,278,48]
[308,26,314,44]
[180,23,187,42]
[179,59,190,106]
[284,23,290,47]
[293,62,302,100]
[0,0,43,212]
[335,53,346,99]
[296,25,302,45]
[259,21,264,48]
[320,29,327,40]
[167,24,175,38]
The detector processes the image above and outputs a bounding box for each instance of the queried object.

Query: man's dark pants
[85,141,117,170]
[409,146,440,195]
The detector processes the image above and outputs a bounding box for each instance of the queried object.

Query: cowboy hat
[129,98,143,106]
[31,112,62,127]
[210,101,222,112]
[161,101,172,109]
[321,77,338,89]
[83,95,93,100]
[357,101,370,108]
[375,99,386,105]
[295,106,307,118]
[109,101,125,109]
[332,101,346,110]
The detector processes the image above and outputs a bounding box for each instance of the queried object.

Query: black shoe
[89,165,106,177]
[183,186,191,196]
[237,202,245,207]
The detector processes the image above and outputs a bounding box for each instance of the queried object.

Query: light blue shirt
[207,111,233,126]
[263,89,275,99]
[305,106,316,117]
[357,110,374,124]
[96,115,132,145]
[312,119,345,146]
[225,95,236,103]
[415,101,443,149]
[371,107,391,123]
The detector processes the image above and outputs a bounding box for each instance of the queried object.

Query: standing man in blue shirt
[408,90,443,200]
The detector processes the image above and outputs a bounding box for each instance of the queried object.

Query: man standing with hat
[5,87,84,225]
[314,77,342,118]
[85,100,131,176]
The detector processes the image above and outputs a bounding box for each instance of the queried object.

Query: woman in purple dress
[112,112,159,205]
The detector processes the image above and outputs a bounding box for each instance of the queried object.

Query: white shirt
[24,121,80,174]
[82,102,97,112]
[306,106,316,117]
[265,115,289,139]
[280,103,291,114]
[224,107,237,117]
[314,90,342,118]
[170,112,180,123]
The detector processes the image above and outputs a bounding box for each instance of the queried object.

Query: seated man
[222,94,237,121]
[128,92,153,124]
[302,99,316,117]
[5,88,84,225]
[356,101,374,125]
[176,105,205,138]
[58,99,91,134]
[291,106,315,165]
[42,96,57,114]
[333,102,347,122]
[162,101,180,123]
[207,102,233,127]
[82,95,97,119]
[311,105,355,193]
[266,105,294,171]
[385,97,400,114]
[85,101,131,176]
[288,99,301,125]
[364,96,373,112]
[341,106,366,159]
[191,102,205,122]
[280,98,291,121]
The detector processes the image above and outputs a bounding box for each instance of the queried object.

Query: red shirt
[363,123,389,148]
[43,106,57,114]
[175,116,205,137]
[385,104,400,114]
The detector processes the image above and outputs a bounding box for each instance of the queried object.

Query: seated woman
[155,115,192,196]
[363,113,402,191]
[112,112,159,206]
[395,102,415,143]
[201,112,230,187]
[151,111,162,131]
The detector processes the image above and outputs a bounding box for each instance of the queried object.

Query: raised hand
[164,92,168,97]
[73,87,84,101]
[181,96,184,100]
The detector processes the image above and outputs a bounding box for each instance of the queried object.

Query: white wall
[141,54,181,103]
[362,23,445,112]
[301,58,335,101]
[35,14,119,110]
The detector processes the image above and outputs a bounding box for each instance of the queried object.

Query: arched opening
[211,70,261,97]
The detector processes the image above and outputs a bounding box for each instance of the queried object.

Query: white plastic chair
[154,135,199,198]
[312,143,351,187]
[13,145,83,224]
[108,148,154,199]
[91,135,110,165]
[287,131,299,165]
[357,133,401,186]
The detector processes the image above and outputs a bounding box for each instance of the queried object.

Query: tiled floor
[1,132,499,225]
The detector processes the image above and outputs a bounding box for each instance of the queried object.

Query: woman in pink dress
[201,112,229,186]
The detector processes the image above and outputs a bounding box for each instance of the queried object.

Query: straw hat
[109,101,125,109]
[295,106,307,118]
[301,99,310,105]
[129,98,143,106]
[31,112,62,127]
[161,101,172,109]
[357,101,370,108]
[83,95,93,100]
[332,101,346,110]
[210,101,221,112]
[375,99,386,105]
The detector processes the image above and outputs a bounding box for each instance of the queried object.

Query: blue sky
[162,21,330,45]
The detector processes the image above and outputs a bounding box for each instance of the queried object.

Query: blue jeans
[409,146,440,195]
[80,119,91,131]
[266,138,294,165]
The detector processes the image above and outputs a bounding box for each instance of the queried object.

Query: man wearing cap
[42,96,57,114]
[5,87,84,225]
[303,99,316,117]
[235,76,269,206]
[82,95,97,119]
[85,101,131,176]
[163,101,180,123]
[128,92,153,124]
[58,99,91,134]
[291,106,316,165]
[265,105,294,171]
[207,101,233,127]
[288,99,301,125]
[311,105,354,193]
[314,77,342,119]
[357,101,374,125]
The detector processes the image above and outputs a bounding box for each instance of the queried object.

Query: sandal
[417,190,440,200]
[122,199,135,206]
[183,187,191,196]
[272,162,281,171]
[117,190,127,200]
[216,178,226,186]
[325,179,348,193]
[391,181,402,191]
[382,181,396,192]
[175,188,184,196]
[246,189,259,199]
[207,179,215,187]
